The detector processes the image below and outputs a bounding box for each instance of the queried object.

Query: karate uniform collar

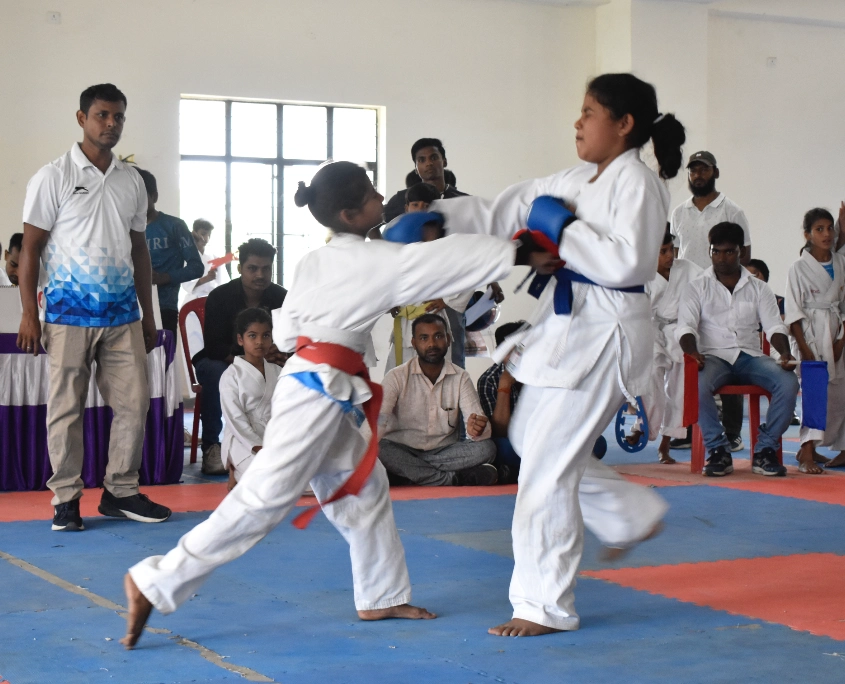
[410,356,456,386]
[683,192,726,211]
[70,142,120,175]
[327,231,365,246]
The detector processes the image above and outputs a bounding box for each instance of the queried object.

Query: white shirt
[179,248,230,309]
[676,266,788,364]
[671,193,751,269]
[22,143,147,327]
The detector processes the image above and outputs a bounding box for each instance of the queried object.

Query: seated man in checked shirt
[378,314,498,486]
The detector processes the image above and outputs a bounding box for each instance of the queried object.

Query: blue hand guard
[615,397,649,453]
[382,211,445,244]
[524,196,575,253]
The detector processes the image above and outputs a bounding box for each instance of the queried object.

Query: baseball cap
[686,151,717,168]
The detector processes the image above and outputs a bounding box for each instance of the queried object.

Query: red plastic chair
[179,297,207,465]
[685,338,784,474]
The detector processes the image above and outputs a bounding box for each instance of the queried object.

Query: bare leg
[601,521,664,563]
[488,618,564,637]
[120,573,153,650]
[657,436,675,464]
[625,429,643,446]
[227,463,237,492]
[358,604,436,620]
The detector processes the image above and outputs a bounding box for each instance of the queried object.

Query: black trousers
[720,393,743,439]
[160,308,178,335]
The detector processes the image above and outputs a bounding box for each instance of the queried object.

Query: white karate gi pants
[129,377,411,615]
[799,378,845,450]
[507,345,668,630]
[643,360,688,441]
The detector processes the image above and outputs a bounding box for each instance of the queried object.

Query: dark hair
[444,169,456,186]
[406,183,440,205]
[294,161,372,230]
[801,207,835,253]
[411,313,448,337]
[411,138,446,162]
[405,170,420,188]
[8,232,23,252]
[235,307,272,336]
[193,218,214,233]
[238,237,277,263]
[708,221,744,248]
[135,168,157,196]
[80,83,127,115]
[495,321,526,347]
[587,73,686,180]
[662,225,674,246]
[747,258,770,282]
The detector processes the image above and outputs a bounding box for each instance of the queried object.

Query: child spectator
[785,208,845,473]
[179,218,230,308]
[136,168,203,333]
[220,308,282,490]
[747,258,785,316]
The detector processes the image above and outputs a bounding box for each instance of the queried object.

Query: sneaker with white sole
[703,447,733,477]
[201,443,227,475]
[52,499,84,531]
[752,448,787,477]
[98,490,172,523]
[728,435,743,452]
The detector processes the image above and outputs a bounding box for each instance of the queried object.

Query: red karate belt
[290,336,383,529]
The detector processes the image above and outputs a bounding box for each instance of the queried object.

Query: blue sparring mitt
[382,211,445,244]
[512,196,576,258]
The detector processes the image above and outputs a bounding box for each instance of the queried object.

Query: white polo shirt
[22,143,147,327]
[670,193,751,269]
[675,266,787,365]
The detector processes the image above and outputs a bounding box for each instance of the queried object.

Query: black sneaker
[728,435,744,452]
[52,499,84,531]
[790,413,801,426]
[98,490,172,523]
[669,428,692,450]
[752,448,787,477]
[704,447,734,477]
[454,463,498,486]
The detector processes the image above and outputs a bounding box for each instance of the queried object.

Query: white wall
[707,10,845,292]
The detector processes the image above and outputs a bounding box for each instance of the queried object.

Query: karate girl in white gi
[785,208,845,473]
[120,161,558,648]
[219,307,282,490]
[635,228,703,463]
[434,73,686,636]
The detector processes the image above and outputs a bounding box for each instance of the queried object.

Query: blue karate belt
[528,267,646,315]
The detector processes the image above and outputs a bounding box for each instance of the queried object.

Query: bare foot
[826,451,845,468]
[626,430,643,446]
[658,436,675,464]
[488,618,563,637]
[797,444,825,474]
[119,573,153,650]
[813,452,831,464]
[601,521,664,563]
[358,603,436,621]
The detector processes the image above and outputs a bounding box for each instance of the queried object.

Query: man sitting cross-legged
[676,221,798,477]
[378,313,498,486]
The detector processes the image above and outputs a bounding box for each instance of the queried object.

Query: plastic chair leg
[691,423,705,474]
[190,392,202,464]
[749,395,760,456]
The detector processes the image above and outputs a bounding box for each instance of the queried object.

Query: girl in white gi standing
[120,161,557,648]
[785,208,845,473]
[434,73,686,636]
[220,307,282,490]
[636,228,703,463]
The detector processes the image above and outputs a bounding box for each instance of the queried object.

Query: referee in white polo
[17,83,171,531]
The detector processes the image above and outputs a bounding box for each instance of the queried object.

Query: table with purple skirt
[0,330,184,491]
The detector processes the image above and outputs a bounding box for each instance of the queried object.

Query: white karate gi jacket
[220,357,282,472]
[647,258,704,367]
[433,148,669,399]
[784,251,845,381]
[274,232,515,403]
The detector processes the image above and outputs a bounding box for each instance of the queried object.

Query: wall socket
[47,11,61,24]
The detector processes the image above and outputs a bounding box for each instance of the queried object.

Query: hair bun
[294,181,312,207]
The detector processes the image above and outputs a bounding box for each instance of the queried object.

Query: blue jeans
[494,437,521,469]
[194,357,228,447]
[698,352,798,453]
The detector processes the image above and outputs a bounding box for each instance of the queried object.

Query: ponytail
[587,73,686,180]
[293,161,372,230]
